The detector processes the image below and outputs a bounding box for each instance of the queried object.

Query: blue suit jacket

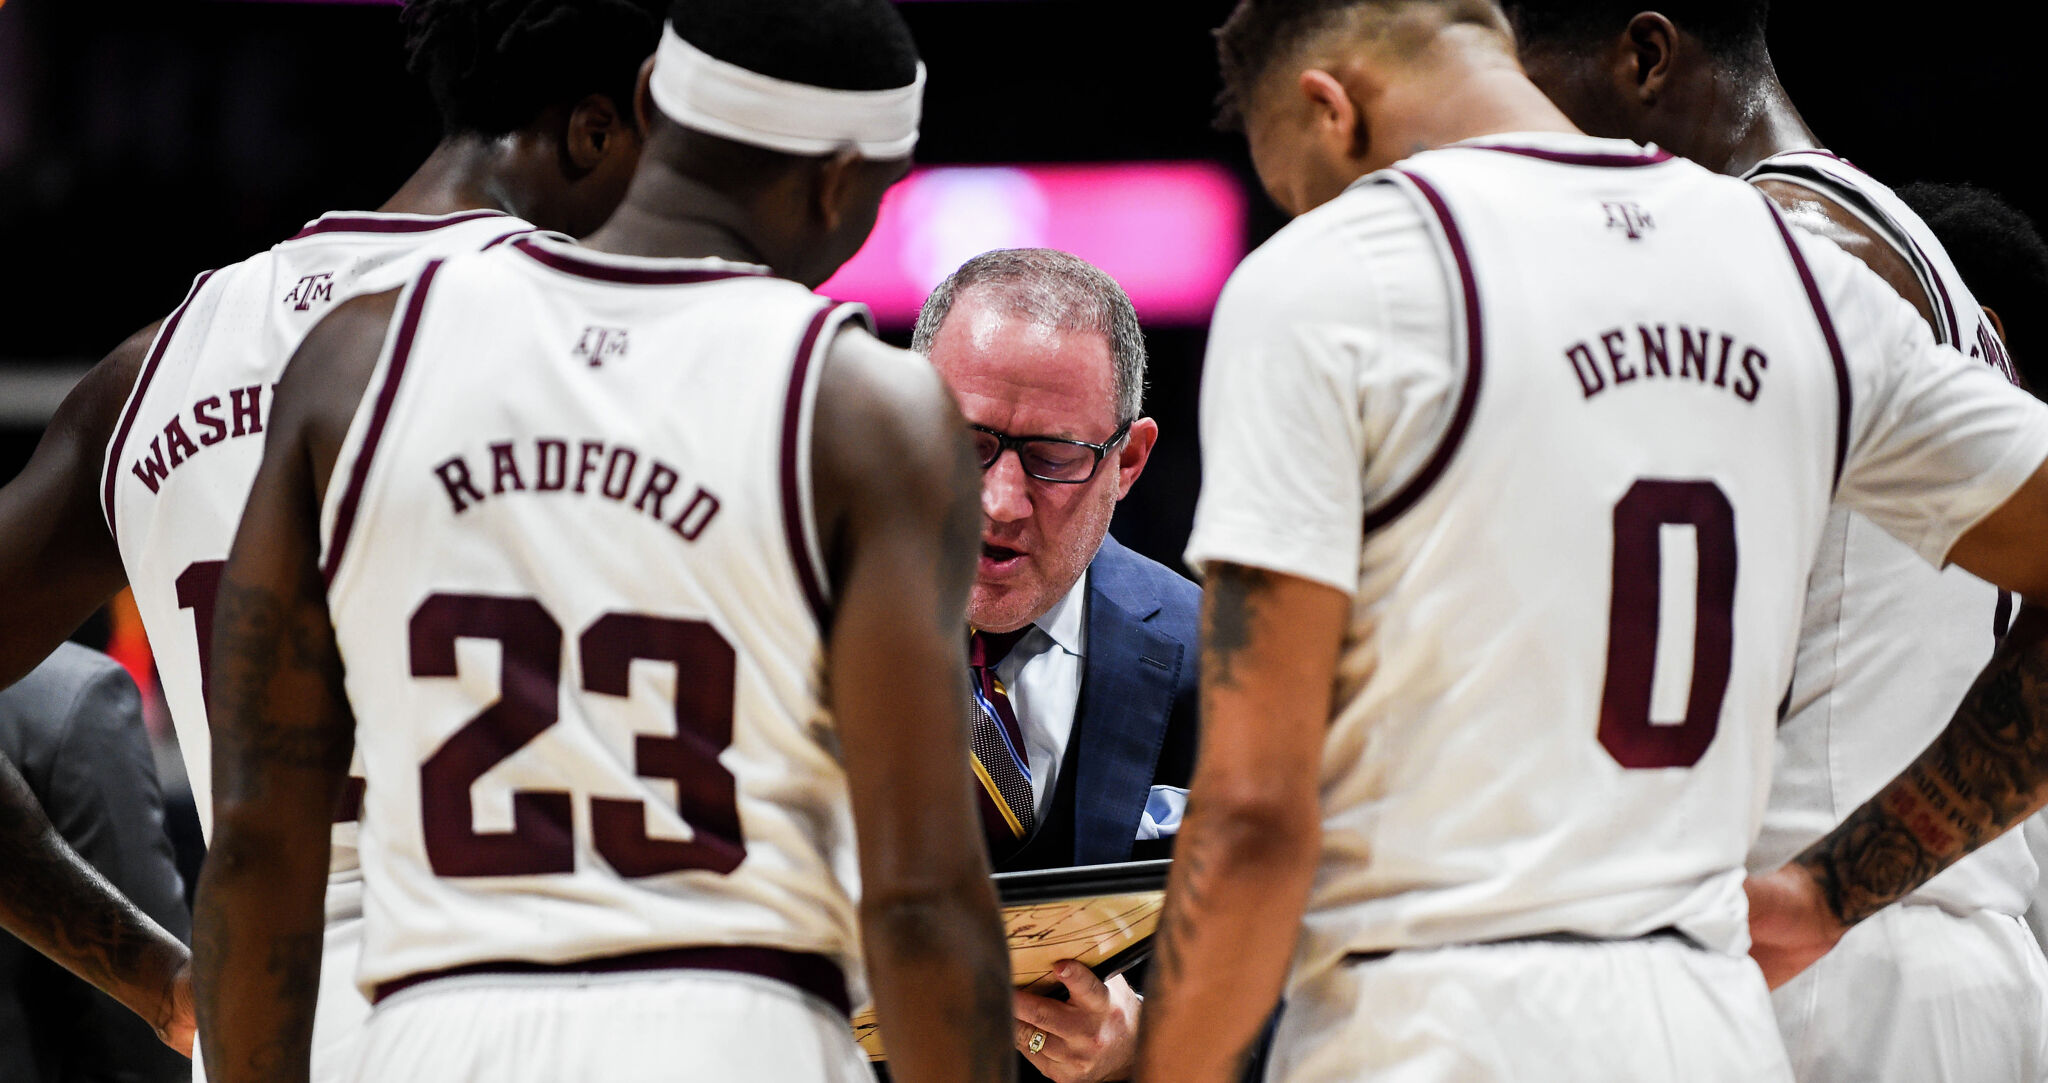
[1002,534,1201,872]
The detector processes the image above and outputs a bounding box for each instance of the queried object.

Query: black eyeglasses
[969,420,1133,484]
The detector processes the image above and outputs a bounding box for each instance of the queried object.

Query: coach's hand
[1013,961,1140,1082]
[1744,865,1846,989]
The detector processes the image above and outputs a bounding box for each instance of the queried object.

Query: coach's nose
[981,449,1033,524]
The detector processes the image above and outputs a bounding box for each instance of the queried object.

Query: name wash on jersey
[430,436,723,542]
[128,383,274,495]
[1565,322,1769,404]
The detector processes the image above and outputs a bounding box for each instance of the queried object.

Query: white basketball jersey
[1743,149,2036,915]
[318,235,867,1003]
[1186,134,2048,992]
[102,209,536,881]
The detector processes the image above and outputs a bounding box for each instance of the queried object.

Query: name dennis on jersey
[128,384,270,494]
[431,437,722,542]
[1565,322,1768,404]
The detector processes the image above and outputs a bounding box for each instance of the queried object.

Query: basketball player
[195,2,1012,1082]
[1503,6,2048,1078]
[0,0,662,1075]
[1135,3,2048,1081]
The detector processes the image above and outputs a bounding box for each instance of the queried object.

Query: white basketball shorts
[1774,904,2048,1083]
[1267,936,1792,1083]
[349,968,869,1082]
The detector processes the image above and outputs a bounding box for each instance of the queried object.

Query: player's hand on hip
[1013,961,1142,1083]
[1744,864,1847,989]
[153,957,196,1056]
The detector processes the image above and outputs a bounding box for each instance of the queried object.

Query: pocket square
[1135,786,1189,841]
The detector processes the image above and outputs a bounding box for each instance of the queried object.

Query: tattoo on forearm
[211,579,351,776]
[1798,619,2048,925]
[1205,565,1274,690]
[0,756,175,1008]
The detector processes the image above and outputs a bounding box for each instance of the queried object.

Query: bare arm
[0,749,192,1052]
[194,294,392,1082]
[1136,565,1346,1083]
[1751,460,2048,984]
[0,324,149,688]
[813,326,1013,1083]
[0,322,195,1049]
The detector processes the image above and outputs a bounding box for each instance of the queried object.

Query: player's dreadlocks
[1501,0,1772,66]
[1212,0,1502,132]
[401,0,666,138]
[1898,182,2048,391]
[667,0,919,93]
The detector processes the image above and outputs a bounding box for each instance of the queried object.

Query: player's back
[1742,149,2036,916]
[320,235,865,1011]
[102,208,535,840]
[1263,137,1853,983]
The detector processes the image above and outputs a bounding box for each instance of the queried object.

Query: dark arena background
[0,0,2043,886]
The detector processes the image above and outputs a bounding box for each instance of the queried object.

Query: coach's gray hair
[911,249,1148,422]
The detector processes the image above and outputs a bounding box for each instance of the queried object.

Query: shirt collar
[1027,569,1089,660]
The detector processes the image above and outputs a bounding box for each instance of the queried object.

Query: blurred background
[0,0,2042,884]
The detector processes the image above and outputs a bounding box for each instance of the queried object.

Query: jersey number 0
[1597,480,1737,769]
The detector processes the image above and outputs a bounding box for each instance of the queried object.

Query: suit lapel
[1067,540,1183,867]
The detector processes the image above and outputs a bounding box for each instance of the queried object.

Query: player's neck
[377,134,524,219]
[1381,62,1579,162]
[1703,66,1821,178]
[580,166,774,271]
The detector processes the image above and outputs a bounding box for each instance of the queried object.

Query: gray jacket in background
[0,643,190,1083]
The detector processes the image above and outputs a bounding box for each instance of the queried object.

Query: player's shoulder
[1217,180,1427,328]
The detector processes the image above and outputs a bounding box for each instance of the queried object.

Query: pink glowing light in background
[821,162,1249,327]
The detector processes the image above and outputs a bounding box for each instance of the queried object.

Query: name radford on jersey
[128,384,270,494]
[433,437,722,541]
[1565,323,1768,403]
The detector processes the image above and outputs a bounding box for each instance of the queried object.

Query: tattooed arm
[195,294,392,1082]
[1750,458,2048,986]
[0,750,193,1052]
[1136,564,1347,1083]
[813,327,1013,1083]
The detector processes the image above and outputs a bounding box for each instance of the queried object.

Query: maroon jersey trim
[1362,172,1486,535]
[780,305,844,629]
[288,209,508,241]
[1763,195,1853,490]
[371,945,852,1016]
[509,237,771,286]
[1461,144,1675,168]
[321,259,447,586]
[103,269,220,536]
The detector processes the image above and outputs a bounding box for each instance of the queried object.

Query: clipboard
[853,859,1171,1060]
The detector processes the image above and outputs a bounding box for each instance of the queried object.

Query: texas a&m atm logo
[574,326,630,368]
[1603,202,1656,241]
[283,272,336,311]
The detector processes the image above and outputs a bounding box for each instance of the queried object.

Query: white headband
[648,24,924,159]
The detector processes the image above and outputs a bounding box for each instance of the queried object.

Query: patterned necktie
[968,627,1036,861]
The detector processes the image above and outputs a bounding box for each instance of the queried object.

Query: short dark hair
[669,0,919,93]
[1897,181,2048,389]
[402,0,667,138]
[1213,0,1500,131]
[1502,1,1771,62]
[912,249,1149,421]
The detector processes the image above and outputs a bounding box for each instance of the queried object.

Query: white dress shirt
[993,570,1088,823]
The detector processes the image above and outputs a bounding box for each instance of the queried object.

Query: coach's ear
[1623,12,1678,104]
